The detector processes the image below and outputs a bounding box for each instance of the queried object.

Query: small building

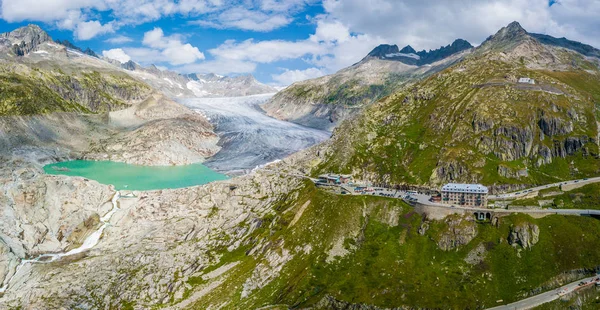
[339,174,352,184]
[318,173,353,185]
[518,77,535,84]
[441,183,488,207]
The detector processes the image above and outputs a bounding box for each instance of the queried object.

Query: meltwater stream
[179,94,331,173]
[0,192,121,293]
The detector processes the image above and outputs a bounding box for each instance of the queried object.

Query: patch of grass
[190,182,600,309]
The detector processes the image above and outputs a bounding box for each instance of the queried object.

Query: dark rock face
[493,126,534,161]
[54,39,98,58]
[399,45,417,54]
[121,60,140,71]
[508,223,539,250]
[436,216,477,251]
[364,39,472,66]
[417,39,473,64]
[530,32,600,58]
[366,44,400,59]
[538,115,573,137]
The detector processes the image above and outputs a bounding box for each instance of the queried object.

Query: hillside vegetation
[176,181,600,309]
[313,50,600,187]
[0,65,151,116]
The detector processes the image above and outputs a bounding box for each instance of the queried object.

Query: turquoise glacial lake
[44,160,229,191]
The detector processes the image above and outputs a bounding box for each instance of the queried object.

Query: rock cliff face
[508,223,540,249]
[0,24,51,56]
[436,215,477,251]
[311,22,600,187]
[0,157,113,289]
[364,39,473,66]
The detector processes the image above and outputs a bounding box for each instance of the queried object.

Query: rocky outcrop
[0,157,113,290]
[364,39,473,66]
[538,115,573,137]
[418,222,429,235]
[436,215,477,251]
[312,295,408,310]
[0,25,51,56]
[0,167,303,308]
[508,223,540,249]
[85,114,220,166]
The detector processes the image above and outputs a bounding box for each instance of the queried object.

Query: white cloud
[259,0,313,12]
[105,35,133,44]
[205,20,382,73]
[74,20,114,40]
[309,19,350,43]
[0,0,100,22]
[102,48,131,63]
[139,27,205,65]
[176,59,258,75]
[209,39,325,63]
[210,7,291,32]
[0,0,300,37]
[321,0,600,50]
[272,67,325,85]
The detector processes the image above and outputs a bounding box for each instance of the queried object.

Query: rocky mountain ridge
[311,21,600,187]
[105,59,277,99]
[1,21,600,310]
[0,25,221,165]
[261,39,470,130]
[364,38,473,66]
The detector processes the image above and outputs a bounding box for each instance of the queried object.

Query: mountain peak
[479,21,533,52]
[506,21,526,33]
[450,39,473,49]
[399,45,417,54]
[361,39,472,66]
[1,24,52,56]
[367,44,400,59]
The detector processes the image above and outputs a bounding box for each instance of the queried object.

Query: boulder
[508,223,540,249]
[436,216,477,251]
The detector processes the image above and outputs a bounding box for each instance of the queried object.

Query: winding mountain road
[489,177,600,199]
[487,275,599,310]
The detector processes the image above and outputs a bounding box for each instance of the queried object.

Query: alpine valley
[1,19,600,310]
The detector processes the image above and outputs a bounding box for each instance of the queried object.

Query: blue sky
[0,0,598,86]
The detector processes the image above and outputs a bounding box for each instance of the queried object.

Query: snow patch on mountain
[385,52,421,59]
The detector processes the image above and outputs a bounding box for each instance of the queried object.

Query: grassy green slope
[314,55,600,187]
[179,181,600,309]
[0,65,150,116]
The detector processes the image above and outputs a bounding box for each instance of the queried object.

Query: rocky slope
[261,40,472,131]
[0,25,220,166]
[365,39,473,66]
[3,159,600,309]
[2,22,600,310]
[311,22,600,187]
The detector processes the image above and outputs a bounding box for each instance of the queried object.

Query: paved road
[264,170,600,217]
[489,177,600,200]
[488,275,599,310]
